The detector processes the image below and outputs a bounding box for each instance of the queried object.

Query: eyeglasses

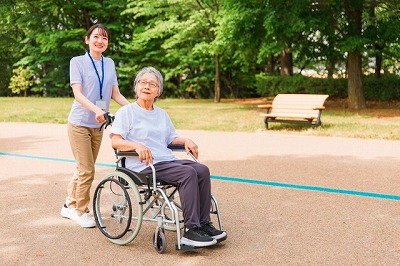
[138,80,159,89]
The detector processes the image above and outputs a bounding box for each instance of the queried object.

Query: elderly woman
[109,66,226,247]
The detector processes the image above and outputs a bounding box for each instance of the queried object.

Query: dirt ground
[1,122,400,265]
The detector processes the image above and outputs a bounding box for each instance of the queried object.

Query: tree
[2,0,400,102]
[309,0,400,109]
[261,0,313,76]
[8,66,34,96]
[216,0,272,86]
[8,0,128,96]
[122,0,224,102]
[0,0,25,96]
[363,1,400,78]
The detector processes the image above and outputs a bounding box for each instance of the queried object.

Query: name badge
[96,100,106,110]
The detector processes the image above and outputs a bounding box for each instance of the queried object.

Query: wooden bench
[257,94,329,129]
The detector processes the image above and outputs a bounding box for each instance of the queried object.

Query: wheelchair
[92,139,225,253]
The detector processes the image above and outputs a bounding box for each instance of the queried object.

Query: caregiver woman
[60,24,130,228]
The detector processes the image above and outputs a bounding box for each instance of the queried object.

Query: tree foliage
[8,66,35,96]
[1,0,400,109]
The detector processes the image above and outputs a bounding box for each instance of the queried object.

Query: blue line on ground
[211,175,400,201]
[1,151,399,201]
[0,152,115,167]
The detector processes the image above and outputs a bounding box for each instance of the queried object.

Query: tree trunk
[266,54,276,74]
[347,52,366,109]
[374,46,383,79]
[280,44,293,76]
[326,59,335,78]
[344,0,366,110]
[214,53,221,103]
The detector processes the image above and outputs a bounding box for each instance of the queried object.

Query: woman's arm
[111,134,154,165]
[71,84,106,123]
[111,85,130,106]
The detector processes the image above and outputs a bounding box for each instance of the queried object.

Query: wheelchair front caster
[153,228,167,254]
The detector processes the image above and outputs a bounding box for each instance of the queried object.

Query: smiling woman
[60,24,131,229]
[109,66,227,247]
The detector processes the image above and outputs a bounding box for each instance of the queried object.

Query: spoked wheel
[93,171,143,245]
[153,227,167,254]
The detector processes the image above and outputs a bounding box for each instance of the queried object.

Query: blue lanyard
[87,50,104,100]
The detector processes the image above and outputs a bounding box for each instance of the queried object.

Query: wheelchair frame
[92,145,225,253]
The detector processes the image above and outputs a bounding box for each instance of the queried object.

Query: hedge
[255,74,400,101]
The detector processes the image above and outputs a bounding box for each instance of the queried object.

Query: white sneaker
[75,213,96,228]
[60,204,78,220]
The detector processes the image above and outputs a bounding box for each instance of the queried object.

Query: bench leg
[316,111,322,126]
[264,117,269,129]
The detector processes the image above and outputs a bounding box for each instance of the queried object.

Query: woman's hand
[184,139,199,159]
[95,110,106,123]
[135,144,154,165]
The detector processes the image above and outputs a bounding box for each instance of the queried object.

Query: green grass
[1,97,400,140]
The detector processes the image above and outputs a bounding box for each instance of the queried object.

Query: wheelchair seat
[114,150,174,187]
[116,167,171,186]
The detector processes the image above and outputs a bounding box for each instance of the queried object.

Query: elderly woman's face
[136,72,159,102]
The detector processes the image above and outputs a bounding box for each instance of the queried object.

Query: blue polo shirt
[68,53,118,128]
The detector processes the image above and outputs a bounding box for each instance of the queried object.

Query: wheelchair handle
[100,112,115,131]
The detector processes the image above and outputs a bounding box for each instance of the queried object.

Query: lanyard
[87,50,104,100]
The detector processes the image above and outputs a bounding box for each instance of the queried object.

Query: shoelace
[188,226,209,236]
[194,228,210,237]
[202,223,216,231]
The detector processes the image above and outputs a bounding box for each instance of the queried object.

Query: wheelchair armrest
[115,150,139,157]
[167,144,186,152]
[115,145,186,157]
[168,144,197,162]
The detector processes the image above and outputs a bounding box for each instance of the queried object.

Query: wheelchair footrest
[216,235,227,243]
[175,243,198,251]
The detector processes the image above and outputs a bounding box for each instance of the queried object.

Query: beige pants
[66,123,103,215]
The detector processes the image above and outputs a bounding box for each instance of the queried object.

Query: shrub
[255,73,400,101]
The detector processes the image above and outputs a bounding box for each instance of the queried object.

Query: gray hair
[133,67,164,100]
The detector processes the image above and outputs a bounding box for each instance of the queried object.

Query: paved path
[1,122,399,265]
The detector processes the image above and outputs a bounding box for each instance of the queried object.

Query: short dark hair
[86,24,110,41]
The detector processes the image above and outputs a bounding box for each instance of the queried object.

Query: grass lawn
[1,97,400,140]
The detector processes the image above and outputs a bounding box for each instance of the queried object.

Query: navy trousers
[140,160,211,228]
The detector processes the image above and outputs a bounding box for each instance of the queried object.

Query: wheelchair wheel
[93,171,143,245]
[153,227,167,254]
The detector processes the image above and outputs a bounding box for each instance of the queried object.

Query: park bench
[257,94,329,129]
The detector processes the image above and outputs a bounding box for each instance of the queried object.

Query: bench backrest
[271,94,329,115]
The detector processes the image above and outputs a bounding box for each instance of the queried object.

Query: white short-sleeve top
[110,102,179,172]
